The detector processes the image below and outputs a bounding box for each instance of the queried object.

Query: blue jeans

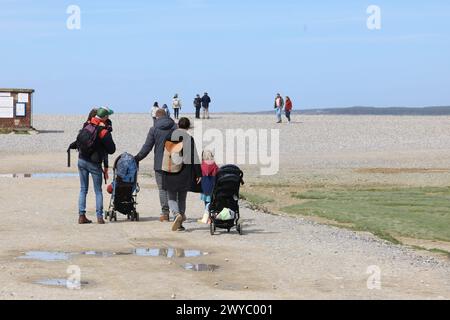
[78,158,104,218]
[154,171,170,216]
[168,190,187,215]
[276,108,282,122]
[285,111,291,122]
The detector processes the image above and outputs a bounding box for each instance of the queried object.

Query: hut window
[16,102,26,117]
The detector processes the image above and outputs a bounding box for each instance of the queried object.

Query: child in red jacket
[199,150,219,223]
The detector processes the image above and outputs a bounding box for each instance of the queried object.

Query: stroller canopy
[115,153,138,184]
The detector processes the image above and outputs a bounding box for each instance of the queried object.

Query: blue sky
[1,0,449,114]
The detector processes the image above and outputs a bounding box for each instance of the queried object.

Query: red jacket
[285,99,293,112]
[201,160,219,177]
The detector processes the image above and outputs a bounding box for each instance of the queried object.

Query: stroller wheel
[210,222,215,236]
[135,212,140,222]
[227,228,231,233]
[109,211,114,222]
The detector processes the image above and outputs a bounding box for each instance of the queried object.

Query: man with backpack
[134,109,177,222]
[77,107,116,225]
[201,92,211,119]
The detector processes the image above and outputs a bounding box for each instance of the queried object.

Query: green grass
[283,187,450,243]
[409,245,450,258]
[428,248,450,257]
[241,192,274,206]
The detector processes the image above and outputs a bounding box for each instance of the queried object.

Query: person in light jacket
[151,102,160,124]
[172,94,182,120]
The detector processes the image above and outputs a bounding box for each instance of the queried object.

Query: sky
[0,0,449,114]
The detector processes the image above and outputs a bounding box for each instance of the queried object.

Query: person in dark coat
[134,109,178,222]
[193,94,202,119]
[77,107,116,225]
[201,92,211,119]
[162,117,202,232]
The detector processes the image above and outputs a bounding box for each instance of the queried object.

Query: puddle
[19,248,205,261]
[81,251,121,257]
[133,248,204,258]
[35,279,89,288]
[0,173,78,179]
[183,263,219,272]
[19,251,73,262]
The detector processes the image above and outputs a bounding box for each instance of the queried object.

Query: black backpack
[76,123,99,156]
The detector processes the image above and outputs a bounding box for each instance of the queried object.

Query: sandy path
[0,175,448,300]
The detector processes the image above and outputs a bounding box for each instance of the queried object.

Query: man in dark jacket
[201,92,211,119]
[78,107,116,225]
[193,94,202,119]
[135,109,177,222]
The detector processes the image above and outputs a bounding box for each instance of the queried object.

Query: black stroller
[209,165,244,235]
[105,153,140,222]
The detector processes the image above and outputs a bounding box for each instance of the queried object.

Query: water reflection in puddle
[35,279,89,288]
[19,248,205,261]
[19,251,73,262]
[183,263,219,272]
[81,251,119,257]
[0,173,78,179]
[133,248,204,258]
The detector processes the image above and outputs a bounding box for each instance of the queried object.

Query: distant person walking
[151,102,160,123]
[162,117,202,232]
[274,93,284,123]
[285,96,293,123]
[194,94,202,119]
[135,109,177,222]
[201,92,211,119]
[162,104,171,118]
[76,107,116,225]
[172,94,182,120]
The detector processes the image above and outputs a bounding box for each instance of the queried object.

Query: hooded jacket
[135,116,177,171]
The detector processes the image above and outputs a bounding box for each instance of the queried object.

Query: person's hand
[103,168,109,181]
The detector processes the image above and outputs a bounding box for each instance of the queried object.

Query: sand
[0,114,449,300]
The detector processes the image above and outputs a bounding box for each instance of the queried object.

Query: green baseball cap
[97,107,114,118]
